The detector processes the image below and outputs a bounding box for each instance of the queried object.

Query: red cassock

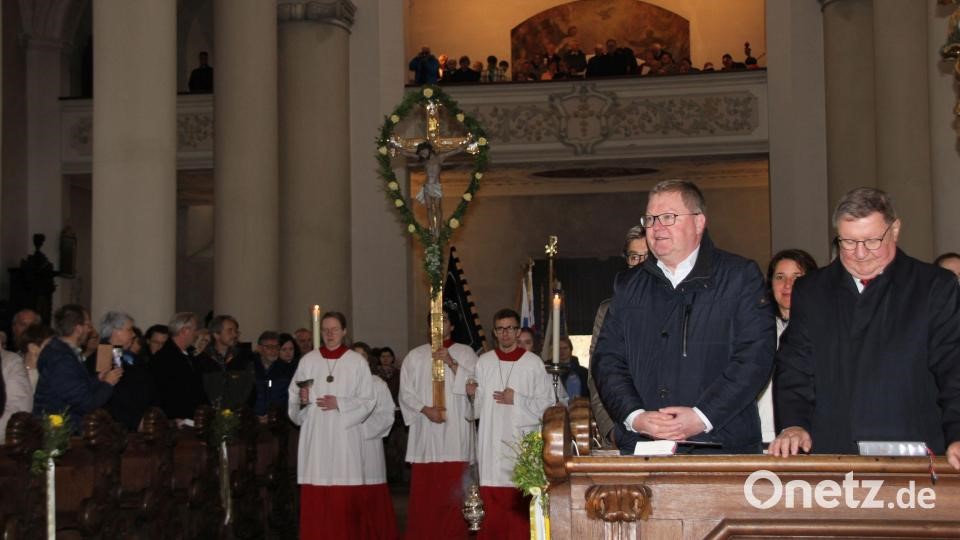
[477,486,529,540]
[404,461,469,540]
[300,484,398,540]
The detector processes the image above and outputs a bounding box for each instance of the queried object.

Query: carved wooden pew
[117,407,177,540]
[44,409,129,539]
[0,412,45,540]
[2,407,291,539]
[543,400,960,539]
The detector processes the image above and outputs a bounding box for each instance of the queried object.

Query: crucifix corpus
[386,95,482,421]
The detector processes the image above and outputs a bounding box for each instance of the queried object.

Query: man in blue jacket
[593,180,775,454]
[34,304,123,432]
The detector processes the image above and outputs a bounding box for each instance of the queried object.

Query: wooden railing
[543,398,960,539]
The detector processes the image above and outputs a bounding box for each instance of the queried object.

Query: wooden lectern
[542,399,960,539]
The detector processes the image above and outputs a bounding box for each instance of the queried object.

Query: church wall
[410,185,771,348]
[404,0,766,76]
[178,0,214,94]
[1,0,28,298]
[66,179,92,308]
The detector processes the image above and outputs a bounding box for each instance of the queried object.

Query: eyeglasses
[625,251,647,265]
[836,223,893,252]
[639,212,701,228]
[494,326,519,334]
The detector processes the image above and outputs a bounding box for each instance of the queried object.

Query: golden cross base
[430,290,446,421]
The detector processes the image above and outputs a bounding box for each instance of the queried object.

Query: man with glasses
[772,188,960,470]
[468,308,553,539]
[588,224,647,446]
[593,179,775,455]
[198,314,254,410]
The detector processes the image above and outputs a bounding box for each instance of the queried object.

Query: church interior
[1,0,959,538]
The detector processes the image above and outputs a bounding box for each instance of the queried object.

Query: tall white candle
[552,293,561,365]
[312,305,321,350]
[46,458,55,539]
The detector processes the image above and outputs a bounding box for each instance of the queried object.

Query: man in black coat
[772,188,960,470]
[151,312,207,423]
[593,180,775,454]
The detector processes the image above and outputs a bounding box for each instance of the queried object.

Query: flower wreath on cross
[376,85,489,293]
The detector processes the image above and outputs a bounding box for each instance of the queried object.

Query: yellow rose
[423,88,434,98]
[390,114,400,124]
[49,415,64,428]
[456,113,465,122]
[462,193,472,202]
[387,181,399,191]
[530,486,542,497]
[407,224,416,233]
[474,172,483,180]
[378,146,388,155]
[222,408,233,417]
[477,137,488,146]
[449,218,460,229]
[395,199,404,207]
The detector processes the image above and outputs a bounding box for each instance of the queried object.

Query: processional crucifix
[388,101,480,420]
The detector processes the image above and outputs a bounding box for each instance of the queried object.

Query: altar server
[289,312,376,539]
[399,307,478,540]
[470,308,554,540]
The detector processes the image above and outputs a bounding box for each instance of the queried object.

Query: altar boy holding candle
[468,308,554,540]
[288,311,376,539]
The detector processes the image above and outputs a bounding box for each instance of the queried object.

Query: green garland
[210,407,240,444]
[376,85,489,293]
[31,411,72,475]
[511,428,549,510]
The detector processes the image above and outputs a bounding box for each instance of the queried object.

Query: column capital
[277,1,356,31]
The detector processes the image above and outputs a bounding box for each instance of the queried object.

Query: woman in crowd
[759,249,817,444]
[19,324,56,392]
[279,332,300,365]
[192,328,211,357]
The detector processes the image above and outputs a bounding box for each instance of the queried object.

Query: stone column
[873,0,933,259]
[91,0,176,325]
[278,1,356,332]
[25,39,64,273]
[348,0,410,351]
[820,0,878,209]
[766,0,830,263]
[212,0,279,336]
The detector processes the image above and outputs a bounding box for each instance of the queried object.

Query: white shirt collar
[853,274,880,293]
[657,246,700,288]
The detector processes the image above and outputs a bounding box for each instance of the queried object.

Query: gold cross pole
[388,100,479,420]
